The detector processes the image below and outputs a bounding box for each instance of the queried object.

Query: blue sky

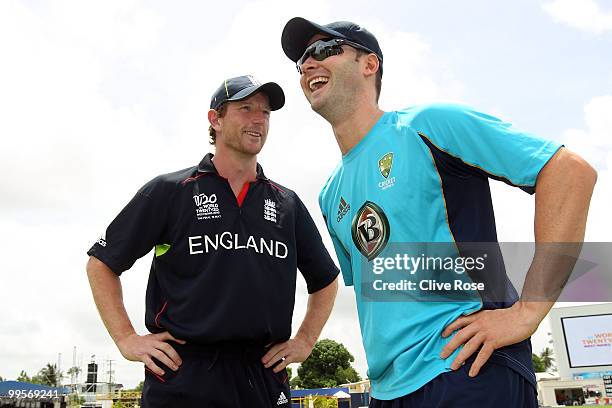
[0,0,611,388]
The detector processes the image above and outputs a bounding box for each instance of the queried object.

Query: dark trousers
[141,342,290,408]
[369,359,537,408]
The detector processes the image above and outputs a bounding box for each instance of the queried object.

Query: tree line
[12,363,63,387]
[4,341,550,390]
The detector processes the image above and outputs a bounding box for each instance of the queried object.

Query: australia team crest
[378,152,394,178]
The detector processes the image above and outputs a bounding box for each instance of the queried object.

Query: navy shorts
[369,358,537,408]
[141,342,290,408]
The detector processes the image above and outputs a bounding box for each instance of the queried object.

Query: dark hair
[354,49,382,102]
[208,104,228,145]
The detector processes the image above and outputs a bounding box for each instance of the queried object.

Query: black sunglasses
[296,38,378,74]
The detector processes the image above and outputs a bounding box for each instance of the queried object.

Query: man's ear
[208,109,222,132]
[364,53,380,78]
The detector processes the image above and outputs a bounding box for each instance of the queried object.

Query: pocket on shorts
[272,367,289,385]
[144,357,180,384]
[264,366,290,406]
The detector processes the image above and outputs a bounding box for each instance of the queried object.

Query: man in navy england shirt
[281,18,597,408]
[86,75,339,407]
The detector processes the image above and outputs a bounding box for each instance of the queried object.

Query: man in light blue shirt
[281,17,597,407]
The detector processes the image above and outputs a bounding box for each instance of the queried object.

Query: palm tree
[67,366,81,383]
[532,354,545,373]
[17,370,31,383]
[38,363,63,387]
[540,347,555,372]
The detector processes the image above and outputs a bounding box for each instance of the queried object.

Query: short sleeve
[87,176,172,275]
[294,194,339,294]
[410,103,563,193]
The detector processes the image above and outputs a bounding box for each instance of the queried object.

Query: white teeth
[309,76,329,91]
[245,131,261,137]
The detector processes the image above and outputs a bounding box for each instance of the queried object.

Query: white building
[538,303,612,406]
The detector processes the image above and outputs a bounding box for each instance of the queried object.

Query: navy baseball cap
[281,17,383,75]
[210,75,285,111]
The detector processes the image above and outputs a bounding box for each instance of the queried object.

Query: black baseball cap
[210,75,285,111]
[281,17,383,76]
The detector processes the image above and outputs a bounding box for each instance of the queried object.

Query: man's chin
[242,144,264,156]
[310,98,334,119]
[310,98,326,114]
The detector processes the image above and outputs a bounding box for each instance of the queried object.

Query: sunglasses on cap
[296,38,378,74]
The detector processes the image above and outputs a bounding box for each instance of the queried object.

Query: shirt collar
[197,153,268,180]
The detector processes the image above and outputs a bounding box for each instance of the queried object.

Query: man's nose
[251,110,267,124]
[300,55,319,73]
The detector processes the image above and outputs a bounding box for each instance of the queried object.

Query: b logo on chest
[351,201,390,261]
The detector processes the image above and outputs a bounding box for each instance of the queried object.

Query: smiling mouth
[244,130,262,137]
[308,76,329,92]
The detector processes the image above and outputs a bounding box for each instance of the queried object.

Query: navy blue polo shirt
[88,153,339,345]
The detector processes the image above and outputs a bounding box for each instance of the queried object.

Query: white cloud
[560,95,612,171]
[542,0,612,33]
[0,0,170,215]
[491,93,612,243]
[378,30,465,108]
[555,94,612,242]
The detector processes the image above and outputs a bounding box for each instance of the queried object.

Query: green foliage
[30,374,43,385]
[532,353,545,373]
[66,366,81,379]
[17,370,31,383]
[296,339,361,389]
[33,363,63,386]
[125,381,144,392]
[290,375,301,389]
[67,394,85,407]
[532,347,556,373]
[540,347,555,371]
[312,396,338,408]
[16,364,64,386]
